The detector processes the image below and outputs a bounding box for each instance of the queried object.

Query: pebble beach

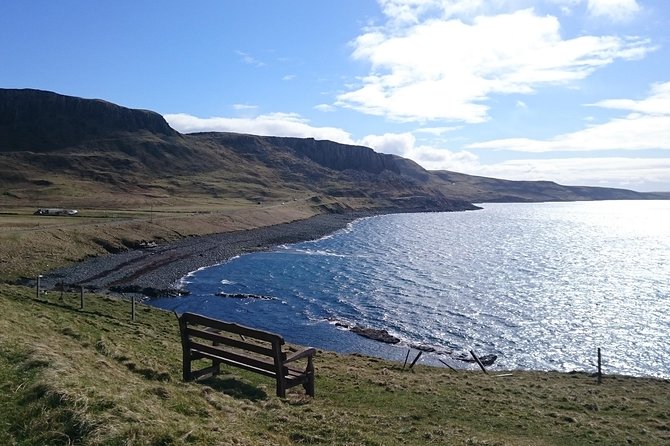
[41,212,369,294]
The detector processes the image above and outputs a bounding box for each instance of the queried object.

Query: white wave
[291,248,347,258]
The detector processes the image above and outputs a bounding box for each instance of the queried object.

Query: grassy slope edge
[1,284,668,445]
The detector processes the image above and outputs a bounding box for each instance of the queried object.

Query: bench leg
[276,378,286,398]
[183,353,193,381]
[303,372,315,397]
[304,356,315,397]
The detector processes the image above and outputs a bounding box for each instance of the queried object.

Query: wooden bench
[176,312,316,397]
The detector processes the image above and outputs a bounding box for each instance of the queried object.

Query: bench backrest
[178,312,287,376]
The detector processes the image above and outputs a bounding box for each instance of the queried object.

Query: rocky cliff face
[0,88,178,152]
[192,132,402,176]
[265,136,401,175]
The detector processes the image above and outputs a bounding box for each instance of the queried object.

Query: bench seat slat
[186,327,279,358]
[190,341,278,374]
[183,313,284,344]
[195,351,308,382]
[198,352,278,378]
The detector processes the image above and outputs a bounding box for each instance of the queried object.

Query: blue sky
[2,0,669,191]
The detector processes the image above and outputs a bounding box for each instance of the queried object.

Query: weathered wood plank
[185,326,278,358]
[189,341,278,374]
[182,313,284,344]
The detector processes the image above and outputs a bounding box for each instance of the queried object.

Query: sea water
[152,201,670,378]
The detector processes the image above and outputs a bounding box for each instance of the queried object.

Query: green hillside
[2,284,668,445]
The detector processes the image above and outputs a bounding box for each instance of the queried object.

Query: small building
[34,208,78,216]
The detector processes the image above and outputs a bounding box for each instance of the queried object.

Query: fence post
[80,286,84,310]
[403,349,411,368]
[597,348,602,384]
[470,350,489,374]
[36,274,42,299]
[131,295,136,321]
[409,351,423,370]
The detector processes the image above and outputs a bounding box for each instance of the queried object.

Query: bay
[152,200,670,378]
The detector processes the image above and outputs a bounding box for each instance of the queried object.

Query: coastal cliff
[0,88,177,152]
[0,88,661,207]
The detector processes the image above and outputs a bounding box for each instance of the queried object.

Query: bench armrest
[284,347,316,364]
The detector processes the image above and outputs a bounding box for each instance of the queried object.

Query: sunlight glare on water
[153,201,670,378]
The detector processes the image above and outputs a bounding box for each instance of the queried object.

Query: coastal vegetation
[1,88,669,444]
[2,283,669,445]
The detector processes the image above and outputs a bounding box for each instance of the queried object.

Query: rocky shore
[41,212,372,294]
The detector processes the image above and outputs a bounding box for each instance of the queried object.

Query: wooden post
[438,358,457,371]
[131,295,136,321]
[36,275,42,299]
[59,282,64,301]
[470,350,489,374]
[409,351,423,370]
[80,286,84,310]
[597,348,602,384]
[403,349,411,368]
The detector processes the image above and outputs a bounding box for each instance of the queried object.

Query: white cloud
[468,81,670,152]
[359,132,416,156]
[468,115,670,152]
[164,112,355,144]
[589,81,670,115]
[314,103,336,112]
[355,129,670,190]
[547,0,582,15]
[470,156,670,190]
[282,74,297,81]
[235,50,265,67]
[547,0,641,20]
[378,0,478,23]
[232,104,258,111]
[337,2,653,123]
[359,131,479,171]
[587,0,640,22]
[414,126,461,135]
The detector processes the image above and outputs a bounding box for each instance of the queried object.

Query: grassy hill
[1,88,659,216]
[2,284,669,445]
[1,88,668,445]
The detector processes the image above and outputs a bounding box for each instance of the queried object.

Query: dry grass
[1,284,668,445]
[0,198,322,281]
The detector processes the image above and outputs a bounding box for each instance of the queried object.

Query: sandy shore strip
[40,212,372,294]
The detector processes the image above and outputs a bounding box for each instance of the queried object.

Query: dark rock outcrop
[217,292,276,301]
[266,136,401,175]
[350,326,401,344]
[0,88,178,152]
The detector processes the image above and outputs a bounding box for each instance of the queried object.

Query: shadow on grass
[201,375,268,401]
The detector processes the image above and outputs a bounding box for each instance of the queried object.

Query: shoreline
[41,211,375,293]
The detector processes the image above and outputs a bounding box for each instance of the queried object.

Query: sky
[1,0,669,192]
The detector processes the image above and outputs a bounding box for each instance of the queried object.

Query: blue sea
[152,201,670,378]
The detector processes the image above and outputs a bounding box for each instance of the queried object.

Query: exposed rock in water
[217,292,276,301]
[454,353,498,366]
[350,326,401,344]
[410,344,437,353]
